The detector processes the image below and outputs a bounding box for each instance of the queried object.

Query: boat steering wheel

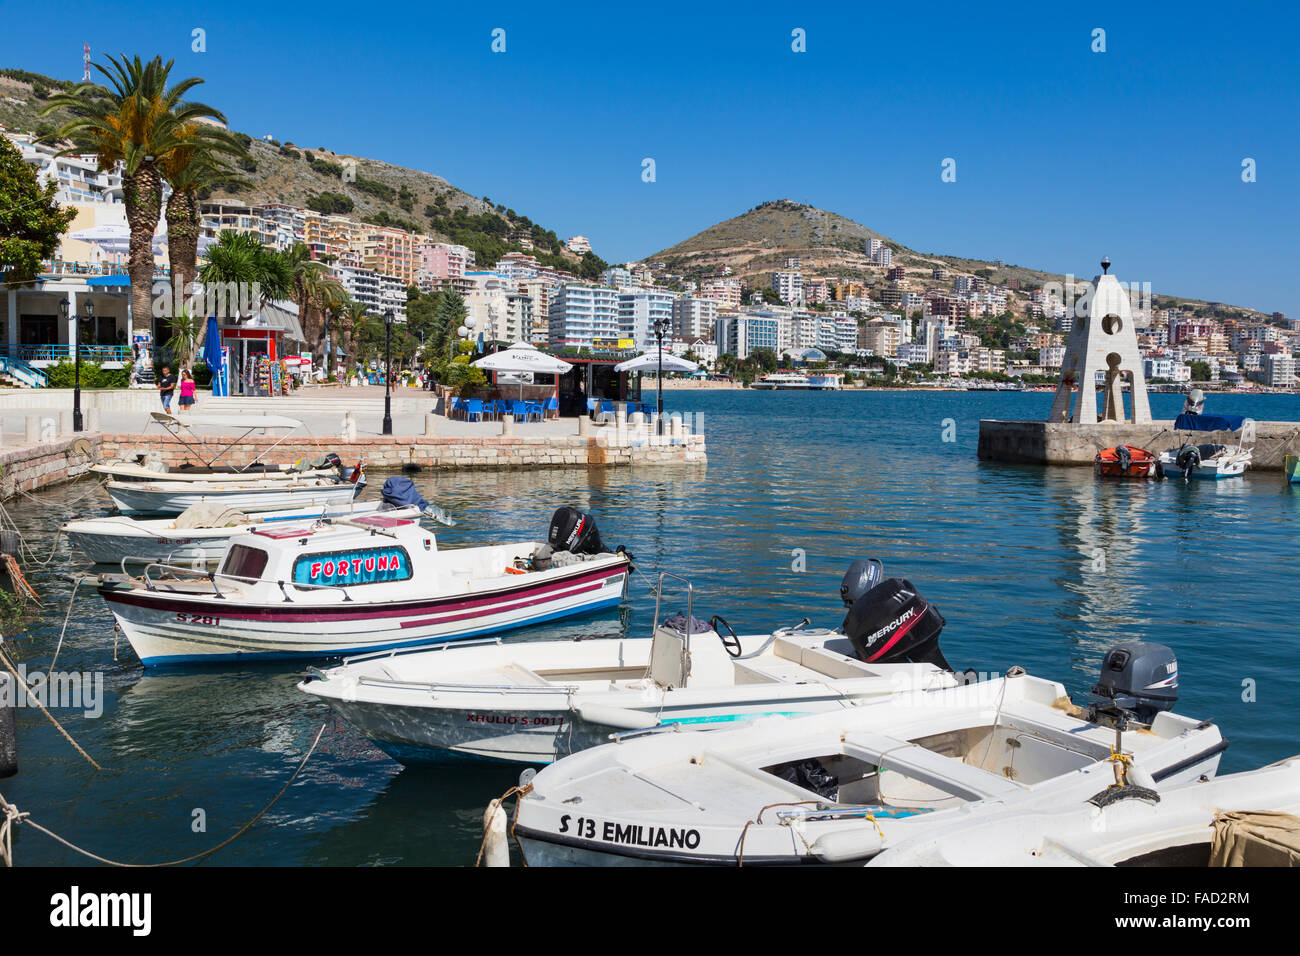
[709,615,742,658]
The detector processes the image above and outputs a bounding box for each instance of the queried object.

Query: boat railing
[138,560,355,602]
[337,636,504,668]
[650,570,695,653]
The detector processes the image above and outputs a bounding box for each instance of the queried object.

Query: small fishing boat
[869,757,1300,867]
[96,507,630,665]
[508,642,1226,866]
[91,413,350,483]
[103,467,365,515]
[1157,412,1254,480]
[1285,455,1300,485]
[1094,444,1158,479]
[299,563,961,765]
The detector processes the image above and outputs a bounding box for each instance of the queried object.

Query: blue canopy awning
[1175,413,1249,432]
[85,274,130,287]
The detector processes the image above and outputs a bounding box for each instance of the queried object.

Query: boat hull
[98,561,629,665]
[105,481,360,515]
[1286,455,1300,484]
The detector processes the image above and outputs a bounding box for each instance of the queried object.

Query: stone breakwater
[98,429,707,471]
[978,419,1300,469]
[0,427,705,501]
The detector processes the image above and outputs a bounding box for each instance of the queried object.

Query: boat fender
[572,702,660,731]
[811,828,885,864]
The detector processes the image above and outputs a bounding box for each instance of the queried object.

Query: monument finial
[1101,256,1111,274]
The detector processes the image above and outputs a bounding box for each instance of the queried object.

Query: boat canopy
[1174,413,1249,432]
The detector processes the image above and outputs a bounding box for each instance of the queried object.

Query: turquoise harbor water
[3,389,1299,866]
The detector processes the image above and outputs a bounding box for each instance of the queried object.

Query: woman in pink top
[178,369,197,414]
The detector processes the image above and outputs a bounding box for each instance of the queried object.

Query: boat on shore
[1094,444,1159,479]
[299,564,960,765]
[508,642,1227,866]
[96,507,630,665]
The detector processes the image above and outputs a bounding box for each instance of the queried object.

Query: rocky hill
[0,66,598,274]
[647,198,1269,323]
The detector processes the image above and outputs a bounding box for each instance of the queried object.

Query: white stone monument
[1048,258,1152,425]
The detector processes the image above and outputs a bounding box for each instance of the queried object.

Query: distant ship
[751,372,843,390]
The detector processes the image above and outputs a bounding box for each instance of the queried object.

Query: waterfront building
[715,313,779,360]
[464,272,515,341]
[672,296,717,341]
[618,288,675,350]
[548,283,621,348]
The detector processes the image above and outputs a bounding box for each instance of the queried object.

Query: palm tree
[159,133,245,316]
[164,309,201,370]
[42,55,227,343]
[277,243,345,368]
[198,231,291,317]
[342,301,369,373]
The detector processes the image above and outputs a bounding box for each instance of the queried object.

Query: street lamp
[382,309,394,435]
[67,298,94,432]
[652,315,670,434]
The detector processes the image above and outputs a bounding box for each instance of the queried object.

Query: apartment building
[700,278,743,309]
[672,296,718,341]
[618,288,675,350]
[771,271,804,305]
[464,272,515,341]
[565,235,591,255]
[715,313,779,360]
[6,131,123,205]
[548,283,621,348]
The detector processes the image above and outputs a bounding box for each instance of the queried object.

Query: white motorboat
[68,476,452,566]
[509,643,1227,866]
[299,566,961,765]
[64,501,422,567]
[96,507,630,666]
[1158,412,1254,480]
[869,757,1300,867]
[91,412,348,483]
[103,470,364,515]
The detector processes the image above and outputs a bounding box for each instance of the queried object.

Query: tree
[159,131,246,322]
[749,347,778,374]
[43,54,227,342]
[164,309,201,370]
[0,136,75,283]
[1189,360,1212,382]
[277,242,345,367]
[198,230,292,319]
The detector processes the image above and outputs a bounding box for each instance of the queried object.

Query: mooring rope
[48,574,88,672]
[0,644,103,772]
[0,722,326,867]
[475,782,532,867]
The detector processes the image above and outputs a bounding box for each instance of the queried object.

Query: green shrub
[43,360,129,389]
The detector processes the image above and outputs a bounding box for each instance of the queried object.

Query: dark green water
[3,389,1299,865]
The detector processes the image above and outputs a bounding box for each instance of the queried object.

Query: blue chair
[524,401,544,422]
[543,396,558,419]
[509,399,529,420]
[451,397,467,419]
[465,399,485,422]
[488,399,508,420]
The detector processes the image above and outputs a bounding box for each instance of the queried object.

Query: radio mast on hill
[83,43,91,82]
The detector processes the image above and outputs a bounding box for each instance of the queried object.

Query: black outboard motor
[1175,443,1201,479]
[547,507,609,555]
[840,558,884,607]
[1091,642,1178,725]
[842,577,952,670]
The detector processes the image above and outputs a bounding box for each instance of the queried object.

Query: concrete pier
[978,419,1300,469]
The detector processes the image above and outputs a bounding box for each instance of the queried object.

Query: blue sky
[4,1,1298,313]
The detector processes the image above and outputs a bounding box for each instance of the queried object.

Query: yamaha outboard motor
[842,577,952,670]
[1091,642,1178,725]
[547,507,609,555]
[840,558,884,607]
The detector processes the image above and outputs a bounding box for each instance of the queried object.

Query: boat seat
[502,663,551,687]
[799,647,876,680]
[731,658,816,685]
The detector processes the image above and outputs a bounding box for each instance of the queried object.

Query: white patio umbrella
[68,223,167,255]
[613,350,699,374]
[472,344,572,404]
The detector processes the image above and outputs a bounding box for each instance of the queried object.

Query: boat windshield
[221,544,270,583]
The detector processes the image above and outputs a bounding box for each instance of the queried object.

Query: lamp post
[652,315,670,434]
[382,309,394,435]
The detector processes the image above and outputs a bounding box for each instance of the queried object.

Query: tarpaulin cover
[1175,413,1249,432]
[1210,810,1300,867]
[380,476,430,512]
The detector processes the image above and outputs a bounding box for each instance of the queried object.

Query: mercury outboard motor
[842,577,952,670]
[547,507,609,555]
[1174,444,1201,480]
[840,558,884,607]
[1091,642,1178,725]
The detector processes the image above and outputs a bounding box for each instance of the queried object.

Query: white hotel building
[548,283,621,348]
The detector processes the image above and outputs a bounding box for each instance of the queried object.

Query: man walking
[158,366,176,413]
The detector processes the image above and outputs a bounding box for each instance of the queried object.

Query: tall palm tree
[159,131,245,317]
[42,54,227,342]
[342,300,369,373]
[278,242,344,368]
